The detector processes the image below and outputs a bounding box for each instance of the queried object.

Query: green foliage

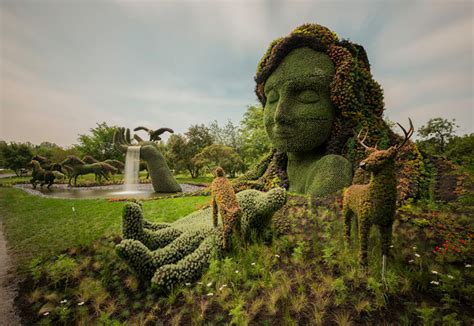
[76,122,123,161]
[45,254,78,287]
[193,144,245,178]
[1,142,34,175]
[116,188,286,291]
[209,120,242,152]
[444,133,474,170]
[417,118,458,153]
[35,142,80,163]
[239,105,272,167]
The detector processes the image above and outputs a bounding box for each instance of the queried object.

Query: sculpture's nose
[274,97,290,124]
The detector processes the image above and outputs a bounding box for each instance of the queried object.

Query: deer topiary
[342,119,414,272]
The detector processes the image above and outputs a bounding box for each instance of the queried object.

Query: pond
[14,183,206,200]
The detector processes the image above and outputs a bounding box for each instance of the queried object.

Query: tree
[417,118,459,153]
[1,142,34,175]
[444,133,474,169]
[75,122,123,161]
[209,120,242,152]
[239,105,271,167]
[192,144,245,178]
[0,141,7,168]
[185,124,214,153]
[167,134,201,178]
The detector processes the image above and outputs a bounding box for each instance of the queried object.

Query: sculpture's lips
[272,117,329,137]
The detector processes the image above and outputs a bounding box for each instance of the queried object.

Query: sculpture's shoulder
[307,154,353,197]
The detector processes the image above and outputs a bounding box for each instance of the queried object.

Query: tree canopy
[76,122,123,161]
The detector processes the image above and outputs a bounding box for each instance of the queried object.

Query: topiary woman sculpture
[114,127,181,193]
[236,23,424,202]
[342,119,414,271]
[116,187,286,291]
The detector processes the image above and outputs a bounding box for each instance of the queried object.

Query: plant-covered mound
[116,187,287,291]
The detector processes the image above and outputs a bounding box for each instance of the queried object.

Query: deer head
[357,119,414,172]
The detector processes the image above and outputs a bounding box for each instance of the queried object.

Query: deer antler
[395,118,414,150]
[356,129,377,151]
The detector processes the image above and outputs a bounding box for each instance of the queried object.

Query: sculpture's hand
[114,127,182,193]
[114,127,160,160]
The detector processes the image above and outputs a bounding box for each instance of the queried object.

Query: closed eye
[266,90,279,104]
[297,89,320,104]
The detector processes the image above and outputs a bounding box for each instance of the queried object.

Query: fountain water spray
[123,146,141,193]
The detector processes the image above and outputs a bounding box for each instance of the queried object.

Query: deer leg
[74,175,78,186]
[212,197,218,227]
[343,206,353,244]
[358,217,370,267]
[379,224,393,278]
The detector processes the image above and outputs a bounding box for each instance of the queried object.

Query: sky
[0,0,473,147]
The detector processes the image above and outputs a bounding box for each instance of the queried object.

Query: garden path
[0,222,21,325]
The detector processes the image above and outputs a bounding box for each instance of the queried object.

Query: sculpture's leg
[343,206,353,244]
[74,175,78,186]
[68,174,73,186]
[116,239,157,281]
[379,224,392,278]
[359,218,370,267]
[212,197,218,227]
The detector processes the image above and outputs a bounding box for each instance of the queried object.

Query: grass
[0,187,211,269]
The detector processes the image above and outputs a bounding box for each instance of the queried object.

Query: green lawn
[0,187,210,269]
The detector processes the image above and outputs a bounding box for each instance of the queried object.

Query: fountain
[123,146,141,193]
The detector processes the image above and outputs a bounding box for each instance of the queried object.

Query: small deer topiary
[210,167,241,251]
[342,119,414,271]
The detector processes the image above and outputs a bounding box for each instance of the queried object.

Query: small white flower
[431,270,438,275]
[43,312,50,316]
[185,282,191,286]
[466,264,472,268]
[197,282,203,285]
[275,254,280,258]
[77,301,85,306]
[413,246,417,250]
[414,253,421,258]
[447,275,454,279]
[60,299,67,304]
[235,270,239,274]
[207,282,213,287]
[207,292,214,297]
[430,281,439,285]
[408,259,415,263]
[219,284,228,291]
[389,245,394,248]
[251,262,256,266]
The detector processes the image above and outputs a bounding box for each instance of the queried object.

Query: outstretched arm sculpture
[116,187,286,291]
[114,127,181,193]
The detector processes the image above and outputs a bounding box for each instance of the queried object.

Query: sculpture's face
[263,47,336,152]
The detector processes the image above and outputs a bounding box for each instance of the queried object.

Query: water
[123,146,141,193]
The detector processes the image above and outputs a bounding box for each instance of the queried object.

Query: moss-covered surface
[15,193,474,325]
[343,147,398,265]
[240,23,425,203]
[114,127,181,193]
[115,188,286,292]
